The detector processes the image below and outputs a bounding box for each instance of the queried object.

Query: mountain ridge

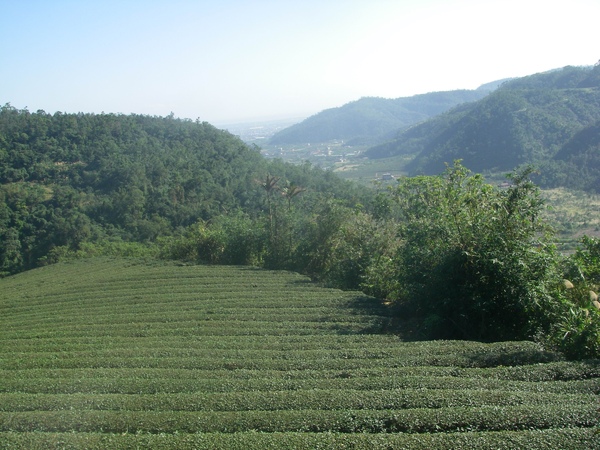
[268,89,494,146]
[364,65,600,191]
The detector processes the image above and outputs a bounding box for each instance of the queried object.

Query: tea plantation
[1,258,598,449]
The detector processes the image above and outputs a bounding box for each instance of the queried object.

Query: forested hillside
[0,105,366,275]
[1,104,599,360]
[365,65,600,191]
[268,90,492,146]
[545,119,600,191]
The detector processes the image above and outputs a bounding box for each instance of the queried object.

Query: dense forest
[365,65,600,192]
[0,105,367,275]
[268,89,493,146]
[1,103,599,360]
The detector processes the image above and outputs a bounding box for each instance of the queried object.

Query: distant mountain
[268,90,494,146]
[364,65,600,190]
[476,78,515,91]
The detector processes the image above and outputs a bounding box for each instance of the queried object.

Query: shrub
[382,161,561,341]
[543,238,600,359]
[159,212,266,266]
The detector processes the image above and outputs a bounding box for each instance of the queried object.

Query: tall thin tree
[281,181,306,211]
[281,181,306,262]
[258,174,280,235]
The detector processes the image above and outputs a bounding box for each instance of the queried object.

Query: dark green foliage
[539,120,600,191]
[550,306,600,360]
[571,236,600,285]
[0,105,365,275]
[545,236,600,359]
[319,210,398,290]
[0,404,597,433]
[159,212,266,266]
[501,65,600,90]
[377,162,560,341]
[289,200,355,279]
[0,105,263,273]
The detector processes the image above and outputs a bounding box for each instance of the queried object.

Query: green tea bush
[0,429,596,450]
[1,389,593,413]
[1,404,596,434]
[1,260,599,446]
[3,370,598,396]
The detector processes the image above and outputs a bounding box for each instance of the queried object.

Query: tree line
[1,105,598,358]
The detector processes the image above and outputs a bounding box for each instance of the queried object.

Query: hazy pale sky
[2,0,599,124]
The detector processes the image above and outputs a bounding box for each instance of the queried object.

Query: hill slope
[365,65,600,189]
[268,90,492,146]
[0,258,598,448]
[0,106,365,275]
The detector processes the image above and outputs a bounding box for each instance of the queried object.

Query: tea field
[1,258,599,449]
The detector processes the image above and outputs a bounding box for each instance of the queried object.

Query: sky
[1,0,599,125]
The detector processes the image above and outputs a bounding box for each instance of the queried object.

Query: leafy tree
[290,199,351,278]
[210,212,266,266]
[384,161,560,340]
[0,228,23,275]
[258,174,280,234]
[324,209,398,290]
[281,181,306,211]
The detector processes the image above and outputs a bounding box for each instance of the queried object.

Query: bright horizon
[2,0,599,125]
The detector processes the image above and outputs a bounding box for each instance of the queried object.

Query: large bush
[379,162,561,341]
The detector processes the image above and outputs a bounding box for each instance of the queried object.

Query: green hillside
[268,90,492,146]
[364,65,600,191]
[2,106,600,361]
[1,258,598,448]
[0,105,366,276]
[547,119,600,191]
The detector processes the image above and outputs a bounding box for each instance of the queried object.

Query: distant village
[225,119,367,170]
